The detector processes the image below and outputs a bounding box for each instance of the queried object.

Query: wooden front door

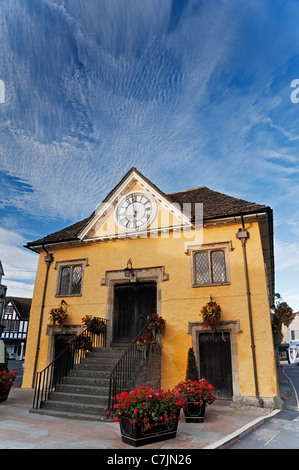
[198,332,233,399]
[113,282,157,343]
[53,334,73,382]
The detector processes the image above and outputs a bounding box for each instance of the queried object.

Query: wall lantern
[124,259,134,278]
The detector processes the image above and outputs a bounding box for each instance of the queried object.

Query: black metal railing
[32,317,107,410]
[107,323,153,414]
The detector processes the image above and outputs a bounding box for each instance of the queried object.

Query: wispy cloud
[1,1,299,306]
[0,227,38,297]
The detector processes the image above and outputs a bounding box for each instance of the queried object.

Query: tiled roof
[26,216,94,248]
[25,170,270,249]
[167,186,269,221]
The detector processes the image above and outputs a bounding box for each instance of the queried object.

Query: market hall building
[22,167,280,410]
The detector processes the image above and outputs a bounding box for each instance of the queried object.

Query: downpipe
[236,218,264,408]
[32,246,54,388]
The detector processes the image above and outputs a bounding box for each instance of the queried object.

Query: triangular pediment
[78,168,193,241]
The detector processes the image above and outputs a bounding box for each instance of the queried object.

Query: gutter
[31,245,54,388]
[236,216,264,408]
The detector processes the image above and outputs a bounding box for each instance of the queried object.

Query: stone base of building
[232,395,284,410]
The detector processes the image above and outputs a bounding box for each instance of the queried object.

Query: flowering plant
[147,313,166,346]
[0,369,17,395]
[68,334,92,351]
[201,301,221,332]
[175,379,216,406]
[49,301,68,327]
[111,386,184,427]
[81,315,93,328]
[136,333,157,354]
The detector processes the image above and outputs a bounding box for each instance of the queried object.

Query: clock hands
[117,192,154,232]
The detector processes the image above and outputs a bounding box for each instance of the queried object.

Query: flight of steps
[30,346,127,421]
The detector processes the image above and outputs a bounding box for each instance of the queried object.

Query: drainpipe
[31,246,54,388]
[236,217,263,408]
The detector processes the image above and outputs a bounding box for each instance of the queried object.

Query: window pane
[211,250,226,283]
[194,252,210,284]
[59,267,70,295]
[70,266,83,294]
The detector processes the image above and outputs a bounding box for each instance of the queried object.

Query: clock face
[116,192,156,231]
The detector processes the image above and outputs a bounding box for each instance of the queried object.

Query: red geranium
[0,370,17,395]
[175,379,216,406]
[112,385,184,426]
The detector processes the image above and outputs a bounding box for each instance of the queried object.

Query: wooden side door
[198,332,233,399]
[113,282,157,343]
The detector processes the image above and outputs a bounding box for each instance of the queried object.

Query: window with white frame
[187,242,231,287]
[55,259,88,296]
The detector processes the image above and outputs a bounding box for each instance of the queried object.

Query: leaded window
[58,265,83,296]
[194,250,227,286]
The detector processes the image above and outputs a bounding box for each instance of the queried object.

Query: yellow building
[23,167,280,412]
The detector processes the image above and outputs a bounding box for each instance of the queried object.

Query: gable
[4,297,32,320]
[78,169,192,241]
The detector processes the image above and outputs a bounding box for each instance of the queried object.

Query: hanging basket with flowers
[135,333,157,360]
[200,300,221,333]
[49,300,68,329]
[147,313,166,347]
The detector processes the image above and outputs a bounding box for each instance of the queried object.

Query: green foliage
[185,348,199,381]
[272,300,296,344]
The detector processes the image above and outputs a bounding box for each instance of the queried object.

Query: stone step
[75,363,117,372]
[81,357,121,365]
[49,391,108,406]
[40,400,108,418]
[32,346,132,421]
[56,383,108,396]
[87,348,126,358]
[30,407,109,421]
[63,376,110,390]
[72,363,116,372]
[69,369,110,379]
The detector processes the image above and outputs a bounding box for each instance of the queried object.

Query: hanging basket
[200,300,221,333]
[49,300,68,329]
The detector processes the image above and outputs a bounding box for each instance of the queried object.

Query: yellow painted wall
[23,217,278,402]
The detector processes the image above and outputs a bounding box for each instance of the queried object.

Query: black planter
[0,387,11,403]
[119,412,180,447]
[183,402,206,423]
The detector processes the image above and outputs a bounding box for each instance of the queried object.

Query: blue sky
[0,0,299,309]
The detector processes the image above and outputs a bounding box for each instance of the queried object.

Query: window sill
[55,294,82,297]
[192,282,230,288]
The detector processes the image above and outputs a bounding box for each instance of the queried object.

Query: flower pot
[183,402,206,423]
[0,386,12,403]
[119,412,180,447]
